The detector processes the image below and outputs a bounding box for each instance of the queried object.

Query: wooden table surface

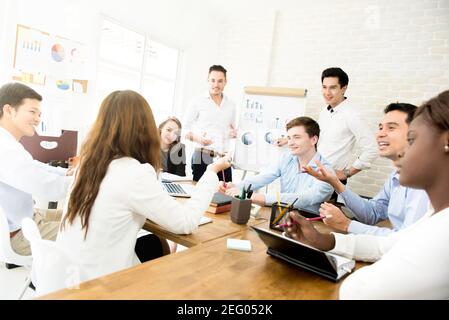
[143,207,268,248]
[39,218,365,300]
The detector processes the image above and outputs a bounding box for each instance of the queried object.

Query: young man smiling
[274,68,378,183]
[318,67,378,181]
[0,82,70,256]
[303,103,429,235]
[220,117,334,214]
[183,65,237,182]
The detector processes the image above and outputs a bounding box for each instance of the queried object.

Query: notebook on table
[210,192,233,206]
[251,226,355,282]
[207,192,233,214]
[162,182,195,198]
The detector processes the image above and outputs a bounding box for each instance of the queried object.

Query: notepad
[199,216,212,226]
[227,239,252,252]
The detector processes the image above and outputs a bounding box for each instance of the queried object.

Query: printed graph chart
[51,43,66,62]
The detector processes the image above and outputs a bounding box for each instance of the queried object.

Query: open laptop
[162,181,195,198]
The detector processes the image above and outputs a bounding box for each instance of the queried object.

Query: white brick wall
[215,0,449,197]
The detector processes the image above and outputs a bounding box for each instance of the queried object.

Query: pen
[306,215,333,221]
[272,192,289,226]
[221,170,227,188]
[272,205,288,226]
[277,215,333,227]
[240,186,246,200]
[289,198,299,209]
[275,191,285,215]
[246,184,252,198]
[276,192,281,209]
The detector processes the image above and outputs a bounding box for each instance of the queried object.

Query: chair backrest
[0,206,32,267]
[21,218,86,296]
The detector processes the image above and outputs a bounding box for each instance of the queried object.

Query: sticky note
[227,239,252,252]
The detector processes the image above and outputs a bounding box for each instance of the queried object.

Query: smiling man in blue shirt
[220,117,334,214]
[303,103,429,235]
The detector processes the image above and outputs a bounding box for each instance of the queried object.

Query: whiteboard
[233,87,307,172]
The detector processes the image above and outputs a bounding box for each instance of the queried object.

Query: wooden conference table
[39,191,364,299]
[141,204,267,248]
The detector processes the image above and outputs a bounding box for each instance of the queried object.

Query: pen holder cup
[230,197,252,225]
[270,203,294,231]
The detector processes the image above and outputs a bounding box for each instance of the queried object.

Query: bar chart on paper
[233,87,307,173]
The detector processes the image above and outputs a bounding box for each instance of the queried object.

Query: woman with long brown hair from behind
[57,90,230,281]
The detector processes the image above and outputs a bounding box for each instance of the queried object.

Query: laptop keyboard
[163,182,188,195]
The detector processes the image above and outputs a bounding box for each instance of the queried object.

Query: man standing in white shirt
[0,83,70,257]
[318,67,378,182]
[183,65,237,182]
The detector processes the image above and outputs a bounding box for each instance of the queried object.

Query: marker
[240,186,246,200]
[246,184,252,198]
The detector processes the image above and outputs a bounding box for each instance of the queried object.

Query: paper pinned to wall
[233,87,307,173]
[13,24,89,94]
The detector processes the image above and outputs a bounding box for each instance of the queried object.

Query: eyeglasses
[327,105,334,113]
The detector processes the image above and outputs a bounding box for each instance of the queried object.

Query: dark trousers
[135,234,165,263]
[191,150,232,182]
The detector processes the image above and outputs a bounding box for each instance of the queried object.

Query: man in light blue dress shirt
[221,117,334,214]
[303,103,429,235]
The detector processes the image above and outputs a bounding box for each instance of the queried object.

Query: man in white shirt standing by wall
[318,67,378,185]
[0,82,70,258]
[183,65,237,182]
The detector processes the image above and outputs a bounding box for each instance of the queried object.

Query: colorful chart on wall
[12,25,50,84]
[55,80,71,91]
[51,44,66,62]
[233,87,307,173]
[13,24,89,94]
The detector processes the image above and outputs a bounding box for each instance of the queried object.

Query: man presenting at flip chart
[183,65,237,181]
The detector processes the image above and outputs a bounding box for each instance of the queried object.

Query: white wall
[213,0,449,196]
[0,0,222,144]
[1,0,448,195]
[0,0,100,145]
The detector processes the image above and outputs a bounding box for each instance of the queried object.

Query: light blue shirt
[236,151,334,213]
[340,170,429,236]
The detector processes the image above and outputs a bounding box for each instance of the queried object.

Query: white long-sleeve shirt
[0,127,70,232]
[56,157,219,281]
[318,99,378,171]
[331,207,449,299]
[183,93,236,153]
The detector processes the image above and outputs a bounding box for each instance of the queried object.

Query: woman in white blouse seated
[285,90,449,299]
[57,90,230,281]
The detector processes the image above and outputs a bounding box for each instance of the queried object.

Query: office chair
[0,206,33,299]
[21,218,86,297]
